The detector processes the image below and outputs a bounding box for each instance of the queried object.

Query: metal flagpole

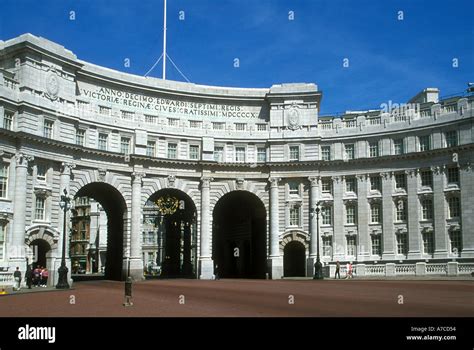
[162,0,167,80]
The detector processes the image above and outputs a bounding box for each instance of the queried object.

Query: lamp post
[56,189,71,289]
[313,203,324,280]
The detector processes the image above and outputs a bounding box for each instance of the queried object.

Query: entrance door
[283,241,306,277]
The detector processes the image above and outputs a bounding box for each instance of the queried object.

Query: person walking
[41,268,49,287]
[26,264,33,289]
[214,264,220,280]
[347,262,353,279]
[334,261,341,279]
[33,266,41,287]
[13,267,22,291]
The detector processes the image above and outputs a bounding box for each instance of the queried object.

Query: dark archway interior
[213,191,266,279]
[75,182,126,281]
[283,241,306,277]
[31,239,51,269]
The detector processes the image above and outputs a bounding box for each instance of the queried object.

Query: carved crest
[45,68,60,101]
[286,104,301,130]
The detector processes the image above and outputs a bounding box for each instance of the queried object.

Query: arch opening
[283,241,306,277]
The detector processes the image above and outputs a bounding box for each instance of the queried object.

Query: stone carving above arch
[25,224,60,249]
[279,230,309,254]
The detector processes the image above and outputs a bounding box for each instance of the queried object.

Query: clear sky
[1,0,472,114]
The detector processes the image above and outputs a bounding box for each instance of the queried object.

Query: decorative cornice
[132,171,146,184]
[60,162,75,175]
[380,172,391,180]
[331,175,341,183]
[201,177,213,188]
[15,153,34,167]
[268,177,281,187]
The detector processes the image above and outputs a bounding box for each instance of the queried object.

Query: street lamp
[56,188,71,289]
[313,203,324,280]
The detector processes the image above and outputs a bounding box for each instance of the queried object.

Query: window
[120,137,131,155]
[346,177,357,193]
[212,122,224,130]
[395,173,406,190]
[346,205,356,224]
[121,111,134,120]
[36,164,47,181]
[447,167,459,184]
[420,170,433,188]
[321,206,332,225]
[289,182,299,196]
[369,142,379,157]
[75,129,85,146]
[445,131,458,148]
[35,197,45,221]
[235,147,246,162]
[371,235,381,256]
[189,120,202,129]
[167,143,177,159]
[147,141,156,157]
[0,164,8,199]
[393,139,404,155]
[99,106,111,116]
[189,145,200,160]
[423,231,434,255]
[289,206,300,226]
[148,252,154,262]
[3,111,13,130]
[323,237,332,257]
[421,198,433,220]
[214,146,224,162]
[396,233,408,255]
[445,104,457,113]
[370,175,381,192]
[447,197,460,218]
[168,118,179,126]
[235,123,246,131]
[98,133,108,151]
[346,236,356,256]
[449,231,462,256]
[289,146,300,161]
[321,179,332,193]
[257,124,267,131]
[419,135,431,151]
[370,203,381,223]
[145,115,158,124]
[395,199,407,221]
[43,119,53,139]
[0,223,5,260]
[257,147,266,162]
[345,144,355,160]
[321,145,331,161]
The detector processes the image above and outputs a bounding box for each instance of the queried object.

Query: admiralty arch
[0,34,473,285]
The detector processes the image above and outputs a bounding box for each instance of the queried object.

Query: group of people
[29,265,49,288]
[334,261,354,279]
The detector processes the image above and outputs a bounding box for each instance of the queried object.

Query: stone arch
[279,230,309,255]
[25,224,59,250]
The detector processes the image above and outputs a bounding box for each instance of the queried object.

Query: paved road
[0,279,472,317]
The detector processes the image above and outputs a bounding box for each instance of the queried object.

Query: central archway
[212,191,266,279]
[283,241,306,277]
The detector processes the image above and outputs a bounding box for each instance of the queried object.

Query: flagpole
[162,0,167,80]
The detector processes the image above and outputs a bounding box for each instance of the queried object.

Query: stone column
[306,176,319,276]
[381,172,395,260]
[407,169,421,259]
[10,153,33,266]
[128,171,145,280]
[268,177,283,279]
[460,163,474,258]
[432,166,448,258]
[356,174,370,261]
[199,177,214,279]
[332,176,345,261]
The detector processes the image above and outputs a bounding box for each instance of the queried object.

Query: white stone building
[0,34,473,285]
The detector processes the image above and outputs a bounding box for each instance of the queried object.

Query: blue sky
[1,0,472,113]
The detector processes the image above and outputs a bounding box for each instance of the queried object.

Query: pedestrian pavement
[0,285,73,297]
[282,275,473,281]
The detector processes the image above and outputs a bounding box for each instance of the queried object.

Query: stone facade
[0,34,473,284]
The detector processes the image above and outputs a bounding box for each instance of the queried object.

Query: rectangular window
[346,236,356,256]
[346,177,357,193]
[393,139,404,155]
[146,141,156,157]
[43,119,53,139]
[370,175,381,192]
[445,131,458,148]
[212,122,224,130]
[257,124,267,131]
[167,143,177,159]
[346,205,356,224]
[289,206,300,226]
[321,145,331,161]
[448,197,460,218]
[370,203,381,223]
[369,142,379,158]
[323,237,332,257]
[189,145,200,160]
[289,182,299,196]
[345,144,355,160]
[289,146,300,161]
[35,197,45,221]
[447,167,459,184]
[75,129,85,146]
[396,200,407,221]
[371,235,381,256]
[120,137,131,155]
[214,146,224,162]
[235,123,246,131]
[322,206,332,225]
[3,111,13,130]
[395,173,406,190]
[423,232,434,255]
[421,198,433,220]
[235,147,246,163]
[98,133,108,151]
[397,233,408,255]
[121,111,134,120]
[0,223,5,260]
[257,147,266,162]
[420,170,433,187]
[189,120,202,129]
[36,164,47,181]
[0,164,8,199]
[450,231,462,256]
[168,118,179,126]
[145,115,158,124]
[321,179,332,193]
[99,106,111,116]
[419,135,431,151]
